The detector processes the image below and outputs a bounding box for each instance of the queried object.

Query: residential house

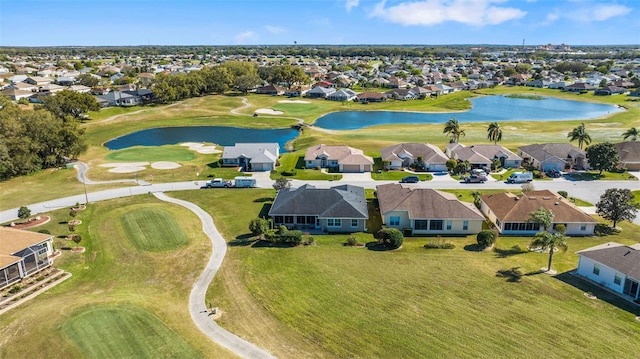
[1,88,33,101]
[67,85,92,93]
[327,89,358,102]
[614,141,640,170]
[377,184,485,235]
[448,144,522,169]
[480,190,597,236]
[284,85,310,97]
[24,76,52,86]
[269,184,368,233]
[594,86,627,96]
[355,92,387,103]
[517,143,587,171]
[380,143,448,171]
[386,88,417,101]
[123,89,154,103]
[576,242,640,302]
[564,83,596,93]
[256,84,285,96]
[96,91,141,107]
[0,227,54,290]
[306,86,336,99]
[55,77,75,86]
[304,144,373,172]
[221,142,279,171]
[526,79,551,88]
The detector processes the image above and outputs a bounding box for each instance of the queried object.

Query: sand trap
[100,162,150,168]
[255,108,284,115]
[278,100,311,104]
[180,142,221,154]
[151,161,181,169]
[108,166,146,173]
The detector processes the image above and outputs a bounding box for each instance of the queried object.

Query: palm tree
[622,127,639,141]
[443,117,465,143]
[487,122,502,144]
[528,207,554,232]
[530,231,568,272]
[567,123,591,149]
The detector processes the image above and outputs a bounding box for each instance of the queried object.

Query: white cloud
[234,31,256,44]
[369,0,527,26]
[345,0,359,12]
[265,25,286,34]
[542,12,559,26]
[558,4,632,22]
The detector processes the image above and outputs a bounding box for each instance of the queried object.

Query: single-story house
[576,242,640,302]
[380,143,448,171]
[0,227,54,290]
[448,144,522,169]
[256,84,285,96]
[355,92,387,103]
[269,184,368,233]
[385,88,417,101]
[1,88,33,101]
[327,89,358,102]
[306,86,336,99]
[284,85,310,97]
[614,141,640,171]
[123,89,154,103]
[480,190,597,236]
[594,86,627,96]
[377,184,485,235]
[517,143,587,171]
[67,85,92,93]
[221,142,279,171]
[564,83,596,93]
[24,76,52,86]
[96,91,141,107]
[304,144,373,173]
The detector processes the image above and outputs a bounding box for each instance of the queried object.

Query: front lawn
[271,152,342,180]
[371,171,432,181]
[565,171,638,181]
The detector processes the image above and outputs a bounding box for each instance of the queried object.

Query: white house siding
[576,256,625,294]
[321,218,365,233]
[564,223,595,236]
[382,211,411,229]
[425,163,447,172]
[411,219,482,235]
[385,160,403,170]
[503,159,522,168]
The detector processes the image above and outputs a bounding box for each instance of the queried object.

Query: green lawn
[0,196,230,358]
[564,171,638,181]
[62,305,202,359]
[271,151,342,180]
[371,171,432,181]
[172,189,640,359]
[106,145,197,162]
[119,207,189,251]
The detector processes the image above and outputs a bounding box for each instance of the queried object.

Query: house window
[414,220,428,230]
[446,221,452,230]
[351,219,358,228]
[274,216,283,224]
[614,273,622,285]
[327,219,342,227]
[389,216,400,226]
[284,216,294,224]
[297,216,306,224]
[429,220,443,231]
[593,264,600,276]
[463,221,469,231]
[580,224,587,231]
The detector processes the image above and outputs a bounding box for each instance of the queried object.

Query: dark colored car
[400,175,420,183]
[463,174,486,183]
[546,169,562,178]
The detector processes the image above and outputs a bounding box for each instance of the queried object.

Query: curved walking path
[153,192,276,359]
[230,97,252,115]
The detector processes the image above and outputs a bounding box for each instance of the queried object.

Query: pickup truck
[204,178,232,188]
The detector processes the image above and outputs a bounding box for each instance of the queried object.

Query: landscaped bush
[281,169,297,176]
[476,230,497,248]
[424,236,455,249]
[264,225,302,245]
[38,229,51,235]
[248,218,269,237]
[376,228,404,249]
[8,285,22,294]
[557,191,568,199]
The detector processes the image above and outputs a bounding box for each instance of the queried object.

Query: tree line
[0,90,97,180]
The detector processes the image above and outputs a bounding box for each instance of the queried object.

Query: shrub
[280,230,303,245]
[346,235,361,246]
[477,230,497,248]
[248,218,269,237]
[18,206,31,221]
[68,224,76,233]
[558,191,568,199]
[303,236,315,246]
[72,234,82,245]
[376,228,404,248]
[424,237,456,249]
[38,229,51,235]
[8,285,22,294]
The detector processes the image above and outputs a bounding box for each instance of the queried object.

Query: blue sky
[1,0,638,46]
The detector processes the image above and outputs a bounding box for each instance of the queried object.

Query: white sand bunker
[151,161,181,169]
[180,142,221,154]
[255,108,284,115]
[100,162,149,173]
[278,100,311,104]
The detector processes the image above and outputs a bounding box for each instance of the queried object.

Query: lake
[314,95,623,130]
[104,126,300,151]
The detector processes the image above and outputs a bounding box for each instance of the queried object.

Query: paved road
[154,193,276,359]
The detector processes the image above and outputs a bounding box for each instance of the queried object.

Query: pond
[104,126,300,151]
[314,95,623,130]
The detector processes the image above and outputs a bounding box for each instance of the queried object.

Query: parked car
[463,174,486,183]
[400,175,420,183]
[204,178,232,188]
[546,169,562,178]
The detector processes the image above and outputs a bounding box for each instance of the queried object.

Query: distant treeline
[1,45,638,60]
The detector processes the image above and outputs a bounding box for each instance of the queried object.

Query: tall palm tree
[622,127,639,141]
[487,122,502,144]
[530,231,568,272]
[567,123,591,149]
[443,117,465,143]
[528,207,554,232]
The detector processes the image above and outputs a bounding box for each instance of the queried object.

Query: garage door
[342,164,361,173]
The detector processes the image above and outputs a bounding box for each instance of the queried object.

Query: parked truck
[234,176,256,188]
[204,178,232,188]
[507,172,533,183]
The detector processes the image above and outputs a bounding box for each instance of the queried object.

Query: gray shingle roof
[268,184,368,219]
[578,243,640,280]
